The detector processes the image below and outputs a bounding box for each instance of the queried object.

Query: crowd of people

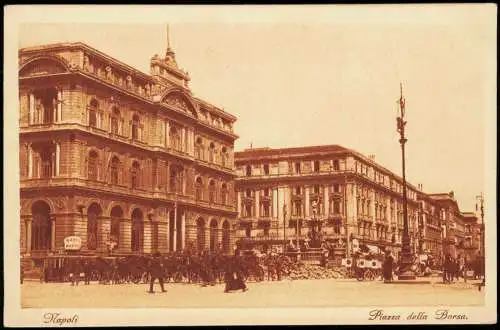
[22,243,485,291]
[25,245,297,293]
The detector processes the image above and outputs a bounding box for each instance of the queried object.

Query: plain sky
[15,5,496,213]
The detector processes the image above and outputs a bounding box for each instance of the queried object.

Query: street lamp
[396,82,416,280]
[475,193,485,288]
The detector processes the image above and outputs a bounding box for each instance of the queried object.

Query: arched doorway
[209,219,218,252]
[222,221,230,254]
[131,208,144,252]
[110,206,123,248]
[197,218,206,252]
[31,201,51,251]
[87,203,102,250]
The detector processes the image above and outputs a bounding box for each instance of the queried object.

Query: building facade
[234,146,480,261]
[234,145,422,259]
[19,41,238,261]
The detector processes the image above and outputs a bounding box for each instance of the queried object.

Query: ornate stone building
[234,145,422,258]
[234,145,480,261]
[19,41,238,260]
[425,193,480,261]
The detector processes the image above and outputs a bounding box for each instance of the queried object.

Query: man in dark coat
[383,249,394,282]
[224,257,248,293]
[148,254,167,293]
[83,259,92,285]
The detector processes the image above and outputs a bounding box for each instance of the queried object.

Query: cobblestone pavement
[21,277,485,308]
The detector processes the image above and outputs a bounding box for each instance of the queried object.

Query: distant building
[19,40,238,262]
[234,145,479,262]
[234,145,421,259]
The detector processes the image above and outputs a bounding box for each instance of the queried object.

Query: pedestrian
[83,259,92,285]
[383,249,394,282]
[442,254,450,283]
[148,254,167,294]
[224,257,248,293]
[20,265,24,284]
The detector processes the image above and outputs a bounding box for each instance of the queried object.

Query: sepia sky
[16,5,496,212]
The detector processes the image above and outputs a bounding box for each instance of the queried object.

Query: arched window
[87,203,102,250]
[132,114,140,140]
[111,107,120,134]
[222,221,230,254]
[195,177,203,200]
[34,88,57,125]
[31,201,51,251]
[88,150,99,181]
[169,165,183,194]
[88,98,98,127]
[170,126,181,151]
[221,147,228,167]
[208,180,216,203]
[209,219,218,252]
[196,218,206,252]
[110,206,123,248]
[221,183,228,205]
[131,208,144,252]
[246,165,252,177]
[295,186,301,195]
[40,147,54,178]
[110,156,120,185]
[208,142,216,163]
[195,137,204,160]
[131,161,140,189]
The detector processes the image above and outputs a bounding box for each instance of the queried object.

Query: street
[21,278,485,308]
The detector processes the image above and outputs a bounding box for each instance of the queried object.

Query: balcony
[238,232,281,243]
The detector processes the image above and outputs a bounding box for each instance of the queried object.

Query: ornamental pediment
[161,90,198,118]
[19,55,70,77]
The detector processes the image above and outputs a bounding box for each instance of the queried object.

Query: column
[189,129,194,155]
[305,186,310,217]
[99,216,111,252]
[165,120,170,147]
[120,219,132,252]
[28,144,33,178]
[57,90,62,122]
[143,221,152,254]
[29,93,35,125]
[205,226,210,250]
[254,190,260,218]
[173,205,177,251]
[26,219,32,254]
[272,188,278,218]
[237,191,242,217]
[55,142,60,176]
[181,127,185,152]
[181,213,186,250]
[323,186,329,215]
[51,216,56,252]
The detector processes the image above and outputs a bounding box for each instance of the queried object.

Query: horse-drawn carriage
[341,243,384,281]
[342,256,382,281]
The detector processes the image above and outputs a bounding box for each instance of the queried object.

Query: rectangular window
[263,164,269,175]
[295,162,301,174]
[313,160,320,172]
